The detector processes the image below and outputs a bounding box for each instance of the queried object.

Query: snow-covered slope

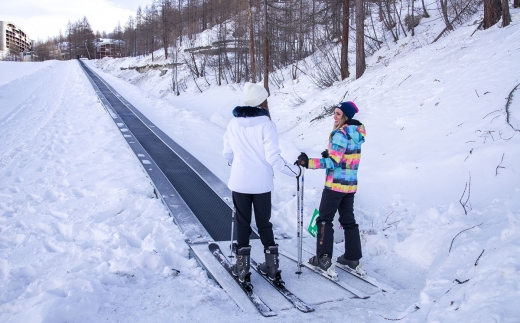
[90,8,520,322]
[1,6,519,323]
[0,61,236,323]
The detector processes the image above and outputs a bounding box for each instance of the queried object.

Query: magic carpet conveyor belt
[78,59,258,243]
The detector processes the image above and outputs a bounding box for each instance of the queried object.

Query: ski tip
[355,294,370,300]
[261,311,277,317]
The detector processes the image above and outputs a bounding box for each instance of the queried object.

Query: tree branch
[496,153,505,176]
[433,0,475,43]
[459,172,472,215]
[449,222,483,252]
[475,249,485,266]
[506,83,520,131]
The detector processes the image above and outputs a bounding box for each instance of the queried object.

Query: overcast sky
[0,0,153,41]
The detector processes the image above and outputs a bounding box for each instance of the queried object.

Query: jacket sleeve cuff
[308,158,322,169]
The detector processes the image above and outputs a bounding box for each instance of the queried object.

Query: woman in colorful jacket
[297,101,366,277]
[223,82,301,284]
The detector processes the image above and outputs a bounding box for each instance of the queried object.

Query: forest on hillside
[32,0,516,88]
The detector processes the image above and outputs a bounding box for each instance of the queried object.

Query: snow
[1,7,520,323]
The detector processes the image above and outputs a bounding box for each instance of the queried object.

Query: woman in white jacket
[223,82,300,284]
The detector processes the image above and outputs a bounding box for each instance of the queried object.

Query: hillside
[91,7,520,321]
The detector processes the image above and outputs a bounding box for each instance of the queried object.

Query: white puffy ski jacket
[223,106,300,194]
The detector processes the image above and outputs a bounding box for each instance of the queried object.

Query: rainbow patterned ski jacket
[308,120,366,193]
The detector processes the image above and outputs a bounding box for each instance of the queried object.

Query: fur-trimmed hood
[232,106,270,118]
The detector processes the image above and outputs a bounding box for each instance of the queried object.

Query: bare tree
[484,0,502,28]
[356,0,366,78]
[249,0,257,82]
[341,0,350,80]
[421,0,430,17]
[411,0,416,36]
[379,0,398,41]
[502,0,511,26]
[160,0,174,59]
[439,0,454,30]
[262,0,270,111]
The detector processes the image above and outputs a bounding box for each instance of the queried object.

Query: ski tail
[278,248,369,299]
[250,258,315,313]
[209,243,277,317]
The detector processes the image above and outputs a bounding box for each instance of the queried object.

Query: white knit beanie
[243,82,269,107]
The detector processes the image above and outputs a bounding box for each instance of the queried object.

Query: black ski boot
[258,245,283,283]
[309,254,338,279]
[337,255,366,276]
[231,246,251,283]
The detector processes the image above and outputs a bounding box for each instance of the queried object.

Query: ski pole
[296,169,303,274]
[229,207,236,259]
[299,168,305,272]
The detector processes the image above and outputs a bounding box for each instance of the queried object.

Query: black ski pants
[233,191,275,249]
[316,189,362,260]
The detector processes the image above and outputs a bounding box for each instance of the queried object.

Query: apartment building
[94,38,123,59]
[0,21,33,59]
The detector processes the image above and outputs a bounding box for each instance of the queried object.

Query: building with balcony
[94,38,123,59]
[0,21,33,60]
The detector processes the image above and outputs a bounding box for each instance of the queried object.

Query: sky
[0,0,152,41]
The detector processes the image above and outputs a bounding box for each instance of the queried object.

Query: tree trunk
[261,0,271,111]
[341,0,350,80]
[312,0,316,51]
[394,0,408,36]
[440,0,454,30]
[515,0,519,9]
[161,0,170,60]
[411,0,415,36]
[249,0,256,83]
[422,0,430,17]
[502,0,511,26]
[263,0,270,111]
[298,0,304,61]
[355,0,366,79]
[178,0,182,47]
[382,0,398,41]
[484,0,502,29]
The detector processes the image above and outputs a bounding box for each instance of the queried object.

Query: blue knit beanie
[337,101,359,120]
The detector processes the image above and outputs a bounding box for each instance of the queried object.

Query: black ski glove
[321,149,329,158]
[297,152,309,168]
[293,162,302,178]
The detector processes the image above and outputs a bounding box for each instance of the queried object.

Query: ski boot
[232,246,251,284]
[258,245,283,284]
[309,254,338,280]
[337,255,366,277]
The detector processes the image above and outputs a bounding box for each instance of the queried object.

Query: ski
[298,244,392,292]
[334,261,393,292]
[279,250,369,299]
[250,258,315,313]
[208,243,276,317]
